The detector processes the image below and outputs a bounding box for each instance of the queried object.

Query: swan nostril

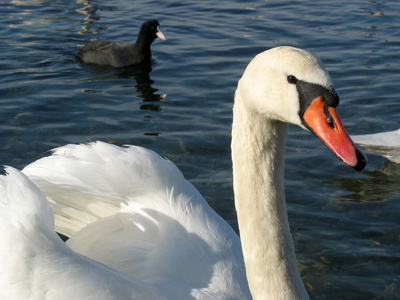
[326,115,335,128]
[324,105,335,128]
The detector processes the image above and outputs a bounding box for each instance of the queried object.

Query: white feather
[1,46,363,299]
[352,129,400,163]
[22,142,250,299]
[0,167,168,300]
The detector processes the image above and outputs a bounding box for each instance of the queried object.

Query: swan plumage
[0,167,168,300]
[22,142,250,299]
[1,46,366,299]
[351,129,400,163]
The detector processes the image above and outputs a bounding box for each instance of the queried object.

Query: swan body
[1,46,366,299]
[76,20,166,67]
[0,168,167,300]
[21,142,251,299]
[351,129,400,163]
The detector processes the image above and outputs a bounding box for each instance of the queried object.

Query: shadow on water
[80,60,167,112]
[75,0,109,35]
[336,159,400,203]
[359,145,400,164]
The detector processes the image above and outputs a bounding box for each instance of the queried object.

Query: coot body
[77,20,166,67]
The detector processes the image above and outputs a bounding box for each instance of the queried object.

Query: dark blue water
[1,0,399,298]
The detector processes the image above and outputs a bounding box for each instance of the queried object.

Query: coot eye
[287,75,298,84]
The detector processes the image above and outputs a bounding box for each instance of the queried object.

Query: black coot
[76,20,166,67]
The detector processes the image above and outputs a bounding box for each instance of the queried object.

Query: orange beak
[302,96,367,171]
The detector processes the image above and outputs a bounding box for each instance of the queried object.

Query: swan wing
[22,141,251,299]
[352,129,400,163]
[22,141,222,236]
[352,129,400,147]
[0,167,166,300]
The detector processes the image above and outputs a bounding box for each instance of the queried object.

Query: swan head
[236,46,367,171]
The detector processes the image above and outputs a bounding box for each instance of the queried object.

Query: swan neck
[231,96,309,299]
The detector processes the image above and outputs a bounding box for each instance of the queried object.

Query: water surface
[1,0,399,299]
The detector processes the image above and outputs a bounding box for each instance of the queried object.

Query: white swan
[0,46,366,300]
[351,128,400,163]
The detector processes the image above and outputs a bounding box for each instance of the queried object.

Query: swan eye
[287,75,298,84]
